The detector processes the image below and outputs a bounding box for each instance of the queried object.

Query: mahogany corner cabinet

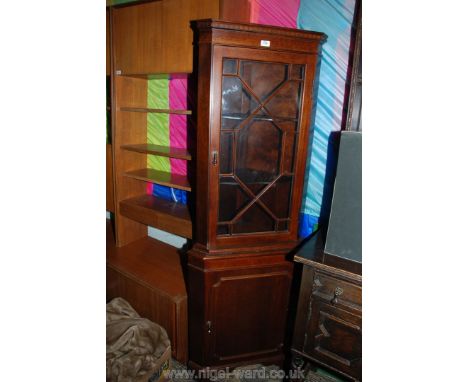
[187,19,326,370]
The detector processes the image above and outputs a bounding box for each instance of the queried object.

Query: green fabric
[147,76,170,172]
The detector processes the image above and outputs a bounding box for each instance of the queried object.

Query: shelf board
[120,194,192,239]
[106,219,187,299]
[120,107,192,115]
[115,72,191,79]
[121,144,192,160]
[124,168,191,191]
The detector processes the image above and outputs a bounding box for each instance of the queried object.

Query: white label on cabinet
[260,40,270,47]
[115,70,122,75]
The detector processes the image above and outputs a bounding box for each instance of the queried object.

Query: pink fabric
[250,0,300,28]
[169,75,188,175]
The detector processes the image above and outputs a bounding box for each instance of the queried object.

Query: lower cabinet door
[304,301,362,380]
[206,264,292,365]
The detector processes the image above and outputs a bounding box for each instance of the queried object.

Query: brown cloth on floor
[106,297,171,382]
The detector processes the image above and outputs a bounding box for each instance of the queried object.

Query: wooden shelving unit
[107,0,252,365]
[120,194,192,239]
[121,144,192,160]
[123,168,191,191]
[120,107,192,115]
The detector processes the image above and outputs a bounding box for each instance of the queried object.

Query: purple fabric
[169,75,188,175]
[250,0,300,28]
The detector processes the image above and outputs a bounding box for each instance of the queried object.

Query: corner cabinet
[187,20,326,370]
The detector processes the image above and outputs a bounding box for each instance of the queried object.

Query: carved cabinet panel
[304,301,361,380]
[292,262,362,381]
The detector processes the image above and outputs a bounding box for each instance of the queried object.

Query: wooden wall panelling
[219,0,251,23]
[112,0,251,75]
[106,143,115,212]
[106,8,111,75]
[113,76,148,246]
[164,0,235,73]
[162,0,193,73]
[112,1,163,74]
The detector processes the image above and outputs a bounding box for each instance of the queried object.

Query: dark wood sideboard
[291,230,362,381]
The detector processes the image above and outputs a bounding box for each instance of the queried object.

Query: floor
[169,359,347,382]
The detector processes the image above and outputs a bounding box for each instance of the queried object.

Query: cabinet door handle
[331,287,343,305]
[212,151,218,165]
[206,320,212,334]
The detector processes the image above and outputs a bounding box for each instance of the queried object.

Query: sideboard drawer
[313,272,361,312]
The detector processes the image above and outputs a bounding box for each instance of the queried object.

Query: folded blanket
[106,297,171,382]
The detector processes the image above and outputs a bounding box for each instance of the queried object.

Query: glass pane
[240,61,288,101]
[218,177,251,222]
[217,59,305,236]
[290,64,304,80]
[235,120,282,192]
[281,129,297,174]
[232,202,275,234]
[221,76,259,129]
[223,59,237,75]
[277,221,289,231]
[217,224,229,235]
[264,81,302,120]
[219,132,233,174]
[259,175,293,219]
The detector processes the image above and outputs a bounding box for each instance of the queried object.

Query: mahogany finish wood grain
[191,20,326,253]
[188,20,326,370]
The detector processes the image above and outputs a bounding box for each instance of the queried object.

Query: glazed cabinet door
[207,46,318,249]
[205,264,293,365]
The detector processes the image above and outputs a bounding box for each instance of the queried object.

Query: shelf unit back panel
[106,8,111,76]
[112,0,250,75]
[113,1,163,74]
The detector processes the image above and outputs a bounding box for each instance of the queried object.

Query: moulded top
[192,19,327,44]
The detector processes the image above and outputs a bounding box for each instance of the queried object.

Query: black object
[324,131,362,263]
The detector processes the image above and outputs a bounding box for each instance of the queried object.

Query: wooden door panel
[304,301,362,379]
[208,268,292,364]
